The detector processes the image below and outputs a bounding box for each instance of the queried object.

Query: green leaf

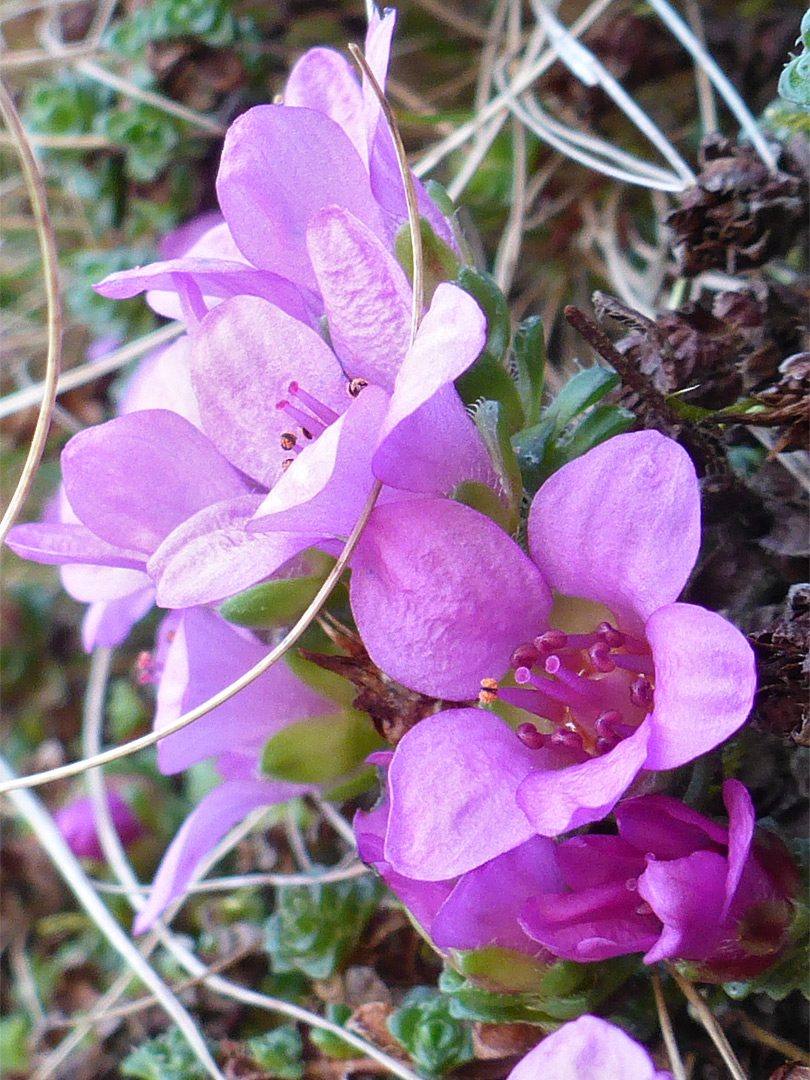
[513,315,546,426]
[456,267,511,361]
[217,551,337,628]
[245,1025,304,1079]
[545,403,635,472]
[260,708,383,785]
[440,954,637,1025]
[120,1028,208,1080]
[455,349,525,435]
[96,104,180,182]
[473,399,523,527]
[512,366,621,494]
[394,216,460,303]
[387,988,474,1076]
[0,1015,31,1073]
[309,1004,357,1059]
[263,873,380,979]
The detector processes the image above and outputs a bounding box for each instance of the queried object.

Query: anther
[281,458,294,472]
[534,629,568,654]
[589,642,615,673]
[550,729,585,752]
[516,722,547,749]
[510,642,540,670]
[478,678,498,705]
[280,432,297,451]
[636,902,653,917]
[595,710,624,738]
[347,377,369,397]
[135,651,155,685]
[596,621,624,648]
[625,877,638,892]
[630,676,655,711]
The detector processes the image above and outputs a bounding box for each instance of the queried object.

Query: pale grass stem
[665,962,749,1080]
[0,78,62,545]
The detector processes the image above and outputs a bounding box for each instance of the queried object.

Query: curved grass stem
[0,78,62,545]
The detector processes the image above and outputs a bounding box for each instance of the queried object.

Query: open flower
[520,780,799,981]
[507,1016,671,1080]
[93,9,452,322]
[350,431,756,866]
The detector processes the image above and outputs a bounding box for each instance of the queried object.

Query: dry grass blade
[0,754,226,1080]
[0,77,62,545]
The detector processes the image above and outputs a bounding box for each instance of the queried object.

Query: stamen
[515,665,588,711]
[534,629,568,654]
[544,655,603,706]
[630,676,655,711]
[516,722,548,749]
[135,651,155,685]
[281,458,294,472]
[280,432,303,455]
[288,381,340,424]
[595,710,625,738]
[610,652,655,677]
[550,729,585,752]
[510,642,540,669]
[596,621,624,648]
[625,877,639,892]
[478,678,498,705]
[347,377,368,397]
[276,400,326,436]
[636,902,654,917]
[589,642,615,673]
[497,686,565,725]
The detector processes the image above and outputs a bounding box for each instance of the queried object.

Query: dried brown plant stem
[665,962,749,1080]
[652,968,688,1080]
[0,77,62,545]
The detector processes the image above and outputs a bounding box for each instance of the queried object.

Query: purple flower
[521,780,799,980]
[507,1016,671,1080]
[354,748,564,957]
[132,607,340,932]
[350,431,756,858]
[56,787,143,861]
[94,10,452,321]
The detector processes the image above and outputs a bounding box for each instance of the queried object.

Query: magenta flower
[507,1016,671,1080]
[56,787,143,862]
[354,749,563,957]
[521,780,799,980]
[133,607,340,932]
[350,431,757,862]
[94,10,451,321]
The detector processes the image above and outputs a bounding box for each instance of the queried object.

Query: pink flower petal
[528,431,700,633]
[506,1016,666,1080]
[644,603,756,770]
[216,105,385,289]
[516,722,651,836]
[350,499,551,699]
[384,709,538,880]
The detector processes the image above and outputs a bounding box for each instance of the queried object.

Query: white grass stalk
[0,754,225,1080]
[645,0,778,171]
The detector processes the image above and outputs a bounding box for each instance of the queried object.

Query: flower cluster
[6,9,801,1069]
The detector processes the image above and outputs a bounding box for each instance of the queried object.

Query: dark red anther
[516,722,547,749]
[510,642,540,670]
[597,621,624,648]
[630,676,655,711]
[534,629,568,654]
[589,641,615,673]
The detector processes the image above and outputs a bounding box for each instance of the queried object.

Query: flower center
[480,622,655,757]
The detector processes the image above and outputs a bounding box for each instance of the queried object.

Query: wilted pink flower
[521,780,799,981]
